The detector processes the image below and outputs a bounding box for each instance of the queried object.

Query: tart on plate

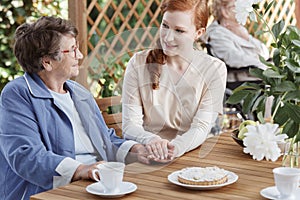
[177,166,228,186]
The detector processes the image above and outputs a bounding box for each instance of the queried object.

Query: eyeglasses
[61,41,80,58]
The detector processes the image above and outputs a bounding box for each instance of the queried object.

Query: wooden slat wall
[69,0,299,91]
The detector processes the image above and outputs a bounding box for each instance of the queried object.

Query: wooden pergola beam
[297,0,300,28]
[68,0,88,88]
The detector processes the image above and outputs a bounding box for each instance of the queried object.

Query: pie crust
[177,166,228,185]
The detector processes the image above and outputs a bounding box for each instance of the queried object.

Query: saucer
[86,181,137,198]
[260,186,300,200]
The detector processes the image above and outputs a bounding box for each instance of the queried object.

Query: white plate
[167,170,238,190]
[86,181,137,198]
[260,186,300,200]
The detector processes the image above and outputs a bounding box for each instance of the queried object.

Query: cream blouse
[122,49,227,157]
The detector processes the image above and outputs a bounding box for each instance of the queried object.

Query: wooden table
[31,131,283,200]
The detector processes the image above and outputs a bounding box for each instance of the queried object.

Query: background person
[204,0,269,84]
[122,0,227,162]
[0,16,149,200]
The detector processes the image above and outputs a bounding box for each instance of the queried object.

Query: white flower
[243,123,288,161]
[235,0,262,25]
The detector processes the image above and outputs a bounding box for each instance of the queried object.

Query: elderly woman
[205,0,269,84]
[0,16,148,200]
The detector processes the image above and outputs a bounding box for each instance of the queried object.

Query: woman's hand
[72,161,106,182]
[127,144,150,164]
[146,138,175,162]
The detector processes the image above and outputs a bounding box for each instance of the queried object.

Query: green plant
[89,53,130,98]
[227,1,300,142]
[0,0,67,92]
[88,53,130,114]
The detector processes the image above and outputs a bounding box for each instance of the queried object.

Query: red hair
[146,0,208,89]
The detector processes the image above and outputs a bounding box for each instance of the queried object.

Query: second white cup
[273,167,300,199]
[92,162,125,194]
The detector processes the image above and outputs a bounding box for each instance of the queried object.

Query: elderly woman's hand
[146,138,175,162]
[127,143,150,164]
[72,161,106,182]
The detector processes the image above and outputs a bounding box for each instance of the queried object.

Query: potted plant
[227,0,300,164]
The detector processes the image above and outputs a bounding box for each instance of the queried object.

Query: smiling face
[159,10,203,58]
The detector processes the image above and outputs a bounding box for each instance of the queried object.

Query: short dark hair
[14,16,78,73]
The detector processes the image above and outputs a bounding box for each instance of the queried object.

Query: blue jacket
[0,73,126,200]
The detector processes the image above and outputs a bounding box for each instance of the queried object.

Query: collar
[23,73,90,101]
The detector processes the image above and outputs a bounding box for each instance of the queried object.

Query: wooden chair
[95,96,122,137]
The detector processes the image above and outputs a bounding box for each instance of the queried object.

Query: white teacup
[92,162,125,194]
[273,167,300,199]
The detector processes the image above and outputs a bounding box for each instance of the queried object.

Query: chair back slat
[95,96,122,137]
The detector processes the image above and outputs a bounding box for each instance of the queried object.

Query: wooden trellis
[84,0,162,96]
[86,0,161,57]
[249,0,298,47]
[69,0,299,92]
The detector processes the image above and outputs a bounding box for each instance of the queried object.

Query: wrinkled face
[226,0,237,23]
[160,10,201,58]
[50,35,83,80]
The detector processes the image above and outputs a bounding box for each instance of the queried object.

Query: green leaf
[285,103,300,123]
[257,111,265,123]
[249,67,265,80]
[226,90,250,104]
[295,136,300,143]
[257,95,269,113]
[272,20,285,39]
[259,55,274,68]
[271,42,277,48]
[284,91,300,101]
[251,95,265,112]
[272,49,281,67]
[242,91,260,114]
[263,69,285,78]
[236,82,261,91]
[287,25,300,34]
[292,40,300,48]
[274,105,290,126]
[274,81,297,92]
[282,120,298,138]
[286,59,300,73]
[286,28,300,42]
[264,1,275,15]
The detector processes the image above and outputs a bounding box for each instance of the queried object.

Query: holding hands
[146,138,175,163]
[73,140,176,182]
[128,141,175,164]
